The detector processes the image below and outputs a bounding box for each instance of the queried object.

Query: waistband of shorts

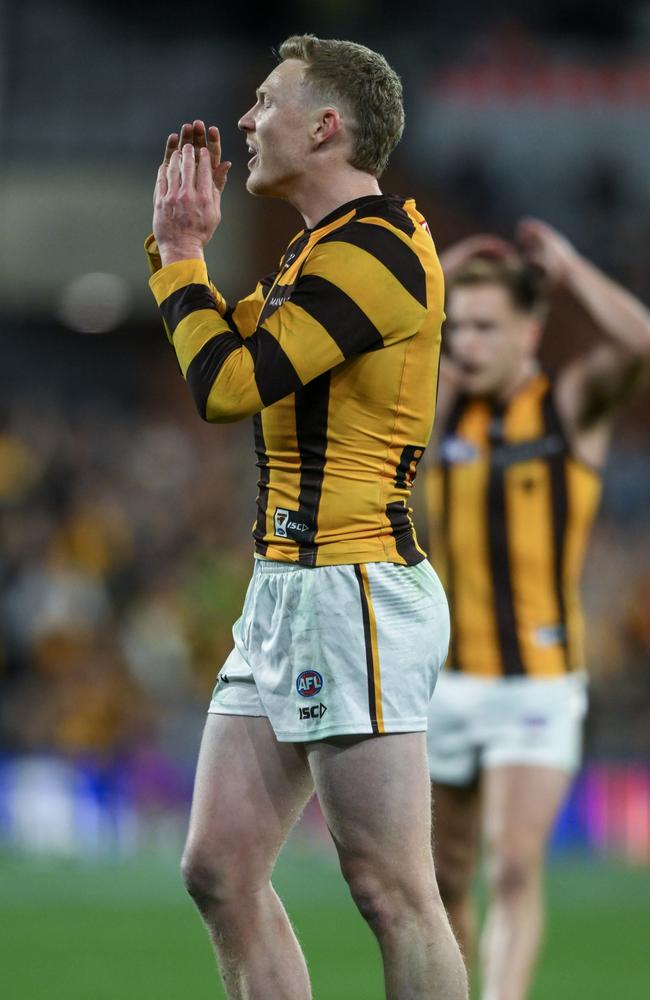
[253,557,305,574]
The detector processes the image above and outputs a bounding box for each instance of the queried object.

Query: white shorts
[427,670,588,785]
[210,559,450,742]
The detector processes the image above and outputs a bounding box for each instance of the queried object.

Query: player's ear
[312,108,342,149]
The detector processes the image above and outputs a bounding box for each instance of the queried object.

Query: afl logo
[296,669,323,698]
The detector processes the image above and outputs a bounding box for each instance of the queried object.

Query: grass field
[1,847,649,999]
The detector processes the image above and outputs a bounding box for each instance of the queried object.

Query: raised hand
[438,234,516,280]
[516,218,579,285]
[153,122,231,266]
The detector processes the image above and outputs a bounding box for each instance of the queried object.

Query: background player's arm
[518,219,650,461]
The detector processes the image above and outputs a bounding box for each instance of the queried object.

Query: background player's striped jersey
[147,194,444,567]
[426,373,602,678]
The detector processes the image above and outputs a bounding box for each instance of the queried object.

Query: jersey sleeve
[147,222,430,423]
[144,234,274,342]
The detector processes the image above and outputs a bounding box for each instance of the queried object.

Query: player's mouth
[457,360,482,376]
[246,142,259,169]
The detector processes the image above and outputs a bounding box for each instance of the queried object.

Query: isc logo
[299,703,327,720]
[274,507,311,538]
[296,669,323,698]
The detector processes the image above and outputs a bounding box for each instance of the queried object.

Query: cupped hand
[153,123,231,265]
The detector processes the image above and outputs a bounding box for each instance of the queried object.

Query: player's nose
[238,107,256,132]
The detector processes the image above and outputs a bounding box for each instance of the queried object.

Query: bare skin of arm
[517,218,650,469]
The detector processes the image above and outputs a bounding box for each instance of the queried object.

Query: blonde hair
[277,34,404,178]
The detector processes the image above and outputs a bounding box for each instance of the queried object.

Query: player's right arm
[145,232,278,342]
[149,223,431,423]
[518,218,650,465]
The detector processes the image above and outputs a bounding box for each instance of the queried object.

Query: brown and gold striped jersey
[425,373,602,678]
[146,194,444,566]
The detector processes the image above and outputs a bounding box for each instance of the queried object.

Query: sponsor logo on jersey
[299,703,327,721]
[522,715,548,727]
[273,507,314,541]
[534,624,566,648]
[440,436,478,464]
[296,669,323,698]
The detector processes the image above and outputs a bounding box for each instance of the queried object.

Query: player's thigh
[307,732,434,881]
[482,765,572,882]
[431,779,482,895]
[183,714,313,882]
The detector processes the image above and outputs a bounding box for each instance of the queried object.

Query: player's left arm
[518,218,650,432]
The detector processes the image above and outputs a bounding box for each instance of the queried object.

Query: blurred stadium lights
[56,272,133,334]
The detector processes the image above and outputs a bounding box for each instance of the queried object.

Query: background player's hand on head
[154,122,231,266]
[517,218,579,285]
[439,233,517,279]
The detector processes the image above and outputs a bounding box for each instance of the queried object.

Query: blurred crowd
[0,387,255,773]
[1,371,649,772]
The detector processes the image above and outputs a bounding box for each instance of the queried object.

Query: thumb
[214,161,232,193]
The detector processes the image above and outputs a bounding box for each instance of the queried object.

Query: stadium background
[1,1,649,997]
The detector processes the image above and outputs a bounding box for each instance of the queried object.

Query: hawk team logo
[273,507,312,540]
[274,508,289,537]
[296,669,324,698]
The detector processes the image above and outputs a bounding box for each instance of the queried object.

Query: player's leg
[427,672,484,964]
[181,714,314,1000]
[431,778,482,963]
[479,765,571,1000]
[308,732,468,1000]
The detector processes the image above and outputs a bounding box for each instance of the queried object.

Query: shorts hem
[208,705,266,718]
[274,718,427,743]
[483,753,580,774]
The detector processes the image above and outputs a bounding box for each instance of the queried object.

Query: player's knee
[346,870,400,933]
[342,861,436,937]
[181,850,227,909]
[181,845,248,911]
[435,856,474,909]
[487,853,539,901]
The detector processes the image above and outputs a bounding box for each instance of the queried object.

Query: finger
[180,143,196,190]
[192,120,208,164]
[179,122,194,155]
[155,162,168,199]
[193,120,208,149]
[213,160,232,194]
[207,125,222,177]
[467,235,516,257]
[163,133,179,165]
[167,148,182,196]
[196,146,213,199]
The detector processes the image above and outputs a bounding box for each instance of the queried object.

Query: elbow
[203,396,260,424]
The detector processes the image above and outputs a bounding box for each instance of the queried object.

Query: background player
[425,220,650,999]
[147,34,467,1000]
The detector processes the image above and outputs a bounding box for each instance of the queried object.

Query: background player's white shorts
[210,558,450,742]
[427,670,588,785]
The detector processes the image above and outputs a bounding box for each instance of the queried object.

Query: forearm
[149,258,261,422]
[564,254,650,359]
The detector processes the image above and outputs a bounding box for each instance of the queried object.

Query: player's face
[445,283,539,396]
[238,59,314,198]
